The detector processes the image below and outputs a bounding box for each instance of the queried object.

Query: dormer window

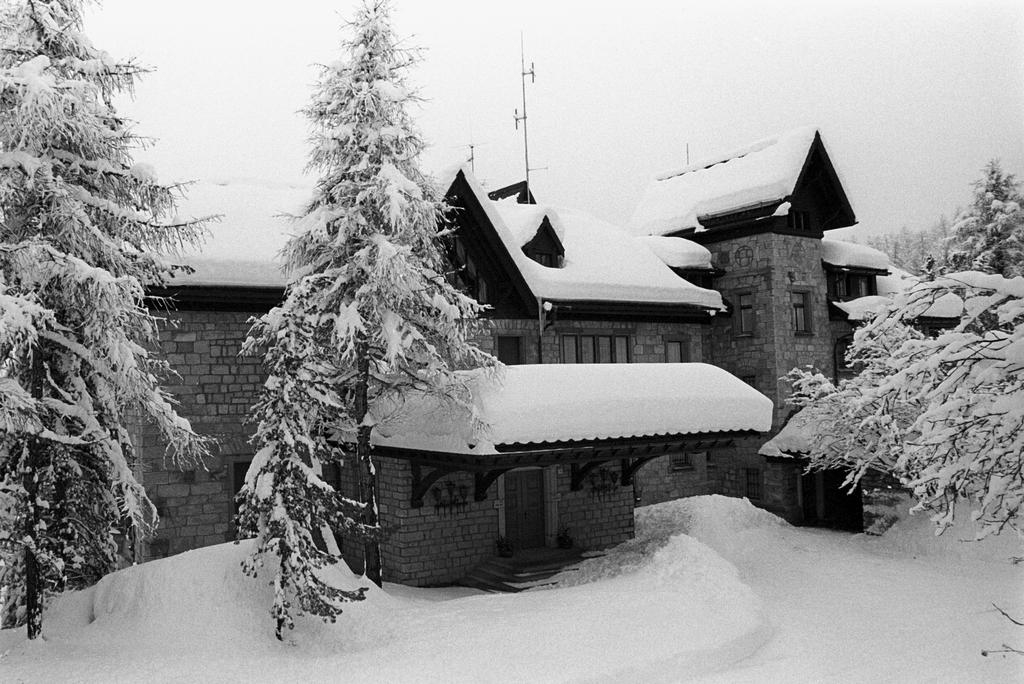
[529,251,560,268]
[521,216,565,269]
[787,209,812,232]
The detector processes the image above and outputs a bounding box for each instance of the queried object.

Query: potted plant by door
[556,526,573,549]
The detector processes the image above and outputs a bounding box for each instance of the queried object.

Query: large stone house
[139,127,903,584]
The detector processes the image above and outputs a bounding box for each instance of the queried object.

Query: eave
[374,430,760,507]
[542,298,717,323]
[147,284,283,312]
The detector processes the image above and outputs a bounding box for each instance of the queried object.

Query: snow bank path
[0,496,1020,683]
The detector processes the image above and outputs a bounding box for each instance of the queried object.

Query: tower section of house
[630,128,860,523]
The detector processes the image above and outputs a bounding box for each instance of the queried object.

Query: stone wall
[140,309,265,560]
[555,463,634,551]
[633,452,714,506]
[374,459,500,586]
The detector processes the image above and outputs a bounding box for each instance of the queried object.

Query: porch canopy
[370,363,773,506]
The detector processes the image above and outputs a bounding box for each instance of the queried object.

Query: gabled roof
[452,167,723,310]
[160,169,722,314]
[372,363,773,455]
[629,127,855,236]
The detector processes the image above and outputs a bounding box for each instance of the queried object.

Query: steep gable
[630,128,856,239]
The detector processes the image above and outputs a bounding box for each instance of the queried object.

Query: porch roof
[371,363,773,456]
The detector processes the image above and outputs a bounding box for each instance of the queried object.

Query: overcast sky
[84,0,1023,238]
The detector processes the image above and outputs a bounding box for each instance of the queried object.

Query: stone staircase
[457,547,593,593]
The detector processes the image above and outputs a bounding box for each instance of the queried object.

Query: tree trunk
[24,352,45,639]
[354,338,382,586]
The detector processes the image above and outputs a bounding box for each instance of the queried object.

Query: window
[496,336,522,365]
[791,292,811,333]
[738,293,755,335]
[561,335,578,364]
[561,334,631,363]
[669,452,693,471]
[670,450,705,472]
[231,460,253,526]
[533,252,556,267]
[786,209,812,232]
[744,468,763,500]
[834,335,855,381]
[447,236,490,304]
[665,339,689,363]
[829,271,877,302]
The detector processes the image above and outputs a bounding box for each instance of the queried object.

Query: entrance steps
[458,547,594,593]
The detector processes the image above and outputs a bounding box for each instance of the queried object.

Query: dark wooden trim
[821,263,889,277]
[493,430,756,453]
[447,171,537,314]
[570,461,609,491]
[147,285,283,312]
[410,463,457,508]
[474,469,509,502]
[667,219,825,245]
[544,299,716,323]
[620,455,664,485]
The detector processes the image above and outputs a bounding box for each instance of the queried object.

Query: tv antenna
[513,33,539,201]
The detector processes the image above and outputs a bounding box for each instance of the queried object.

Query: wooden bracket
[410,463,452,508]
[570,461,609,491]
[474,469,509,501]
[620,455,661,486]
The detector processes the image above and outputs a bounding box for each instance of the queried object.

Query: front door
[504,469,545,549]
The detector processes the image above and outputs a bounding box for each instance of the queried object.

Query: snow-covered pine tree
[0,0,210,638]
[239,0,496,640]
[778,272,1024,537]
[949,160,1024,277]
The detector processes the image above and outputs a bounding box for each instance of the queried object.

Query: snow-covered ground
[1,496,1020,683]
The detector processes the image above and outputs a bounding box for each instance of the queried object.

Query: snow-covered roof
[832,296,892,322]
[162,171,722,310]
[758,410,814,458]
[835,265,963,321]
[459,168,723,309]
[629,127,819,236]
[635,235,714,270]
[373,363,773,455]
[821,239,890,271]
[166,178,310,287]
[491,199,563,245]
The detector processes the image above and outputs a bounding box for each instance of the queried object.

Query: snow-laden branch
[767,272,1024,537]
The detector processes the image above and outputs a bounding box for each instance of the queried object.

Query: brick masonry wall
[375,459,499,586]
[633,453,714,506]
[555,463,634,551]
[140,309,265,560]
[334,459,635,585]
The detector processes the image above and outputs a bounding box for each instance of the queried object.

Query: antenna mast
[513,32,535,201]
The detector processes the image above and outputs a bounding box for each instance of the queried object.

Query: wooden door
[504,470,545,549]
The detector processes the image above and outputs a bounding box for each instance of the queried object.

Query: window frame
[790,290,812,334]
[560,333,632,363]
[496,335,524,365]
[744,467,763,501]
[736,292,755,336]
